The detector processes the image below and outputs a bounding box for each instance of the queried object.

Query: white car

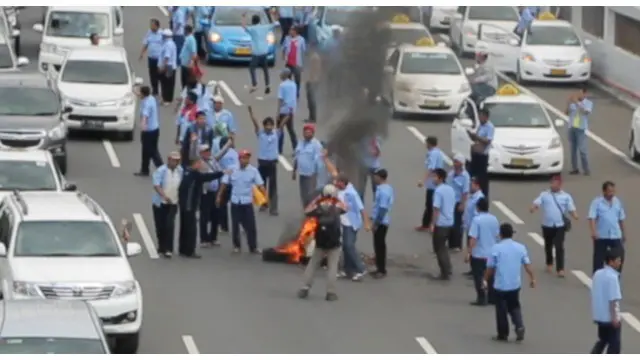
[451,84,565,175]
[449,6,520,57]
[0,149,76,195]
[479,14,592,83]
[385,17,433,58]
[429,6,457,31]
[0,191,143,353]
[56,47,143,140]
[33,6,124,72]
[629,107,640,162]
[383,40,471,116]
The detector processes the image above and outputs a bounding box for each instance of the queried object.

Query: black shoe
[297,288,309,299]
[325,292,338,301]
[134,172,149,177]
[492,336,508,342]
[469,300,487,306]
[515,327,525,342]
[265,87,271,95]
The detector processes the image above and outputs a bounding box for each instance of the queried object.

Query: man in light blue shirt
[515,6,534,37]
[463,177,485,277]
[589,181,626,274]
[277,68,298,154]
[158,29,178,105]
[468,108,494,201]
[485,223,536,342]
[194,6,214,58]
[136,86,163,177]
[430,168,455,281]
[278,6,295,44]
[179,25,197,89]
[467,197,498,306]
[170,6,188,63]
[242,13,272,95]
[139,19,163,96]
[567,86,593,175]
[590,249,623,354]
[293,124,322,207]
[152,151,183,257]
[417,136,445,231]
[370,168,394,278]
[447,154,470,251]
[530,175,578,277]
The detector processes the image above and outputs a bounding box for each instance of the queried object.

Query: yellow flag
[253,186,268,207]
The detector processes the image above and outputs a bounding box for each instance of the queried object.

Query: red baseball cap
[303,123,316,132]
[238,149,252,157]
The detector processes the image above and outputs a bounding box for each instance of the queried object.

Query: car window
[0,338,107,354]
[61,60,128,85]
[213,7,268,26]
[0,87,60,116]
[14,221,121,257]
[525,26,581,46]
[468,6,519,22]
[47,11,110,38]
[483,103,550,128]
[387,49,400,68]
[0,44,15,69]
[388,28,431,48]
[400,52,461,75]
[0,161,58,191]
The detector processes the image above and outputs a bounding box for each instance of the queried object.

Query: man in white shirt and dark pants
[591,249,623,354]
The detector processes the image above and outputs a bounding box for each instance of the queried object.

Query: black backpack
[313,203,342,249]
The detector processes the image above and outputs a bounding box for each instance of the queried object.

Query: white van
[33,6,124,73]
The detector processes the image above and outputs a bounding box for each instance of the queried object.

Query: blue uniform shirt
[446,169,470,203]
[315,156,330,191]
[568,98,593,131]
[425,147,445,190]
[469,212,499,259]
[371,183,394,226]
[283,35,307,67]
[141,96,159,131]
[362,136,382,170]
[533,190,576,228]
[143,30,163,59]
[221,165,264,205]
[278,79,297,115]
[588,196,626,240]
[279,6,294,18]
[195,6,214,32]
[152,165,184,206]
[294,139,322,176]
[433,183,456,227]
[158,39,178,70]
[219,148,240,171]
[342,183,364,231]
[210,108,237,134]
[463,190,484,230]
[477,122,495,155]
[487,239,531,292]
[591,266,622,323]
[171,7,187,36]
[256,129,280,161]
[245,25,271,56]
[179,34,197,67]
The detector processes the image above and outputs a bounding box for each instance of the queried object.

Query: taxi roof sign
[415,37,435,47]
[537,11,556,20]
[391,14,410,24]
[496,84,520,96]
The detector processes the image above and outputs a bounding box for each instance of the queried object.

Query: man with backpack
[297,184,347,302]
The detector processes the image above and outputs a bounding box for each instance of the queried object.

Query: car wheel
[629,132,640,161]
[113,333,140,354]
[121,130,134,142]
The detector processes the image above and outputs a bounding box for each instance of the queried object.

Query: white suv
[0,149,76,197]
[0,191,143,353]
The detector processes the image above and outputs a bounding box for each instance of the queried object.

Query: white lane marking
[278,155,293,172]
[156,6,169,16]
[492,201,524,225]
[571,270,593,289]
[133,213,159,260]
[219,80,243,107]
[102,140,121,168]
[495,72,640,171]
[406,126,453,165]
[527,232,545,247]
[181,335,200,354]
[622,313,640,333]
[415,336,437,354]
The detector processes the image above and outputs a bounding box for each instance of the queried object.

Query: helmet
[322,184,338,197]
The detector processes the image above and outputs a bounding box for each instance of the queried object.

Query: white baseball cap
[162,29,173,37]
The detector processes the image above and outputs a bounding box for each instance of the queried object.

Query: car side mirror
[33,23,44,32]
[383,65,394,74]
[17,57,29,67]
[126,243,142,257]
[554,119,565,127]
[460,118,474,128]
[63,106,73,114]
[114,28,124,36]
[464,67,475,76]
[0,243,6,257]
[584,39,592,46]
[64,182,77,191]
[508,38,519,46]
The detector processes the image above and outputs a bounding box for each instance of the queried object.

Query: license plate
[550,69,566,76]
[424,100,444,108]
[235,48,252,55]
[510,158,533,166]
[82,120,104,129]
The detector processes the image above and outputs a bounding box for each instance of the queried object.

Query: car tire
[629,132,640,161]
[121,130,134,142]
[58,157,68,175]
[113,332,140,354]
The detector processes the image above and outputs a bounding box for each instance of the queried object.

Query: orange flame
[274,217,318,264]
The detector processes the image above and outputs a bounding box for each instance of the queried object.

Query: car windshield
[324,7,369,27]
[0,161,58,191]
[14,221,121,257]
[46,11,109,38]
[468,6,519,21]
[214,8,268,26]
[526,26,581,46]
[400,52,461,75]
[0,44,14,69]
[388,28,431,47]
[0,88,60,116]
[0,338,107,354]
[61,60,128,85]
[483,103,550,128]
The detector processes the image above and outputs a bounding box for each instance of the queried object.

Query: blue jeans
[568,127,590,173]
[342,226,365,274]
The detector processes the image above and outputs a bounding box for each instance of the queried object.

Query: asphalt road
[15,6,640,354]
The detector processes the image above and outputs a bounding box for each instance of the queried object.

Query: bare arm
[247,106,260,134]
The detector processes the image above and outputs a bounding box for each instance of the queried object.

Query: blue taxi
[204,6,276,65]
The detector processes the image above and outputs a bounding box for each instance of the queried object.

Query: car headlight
[463,26,477,37]
[112,281,137,297]
[48,123,67,140]
[579,53,591,63]
[459,83,470,93]
[522,52,535,62]
[13,281,40,297]
[266,32,275,45]
[209,32,222,43]
[549,136,562,149]
[119,92,135,107]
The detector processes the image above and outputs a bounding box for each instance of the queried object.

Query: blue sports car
[204,6,276,65]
